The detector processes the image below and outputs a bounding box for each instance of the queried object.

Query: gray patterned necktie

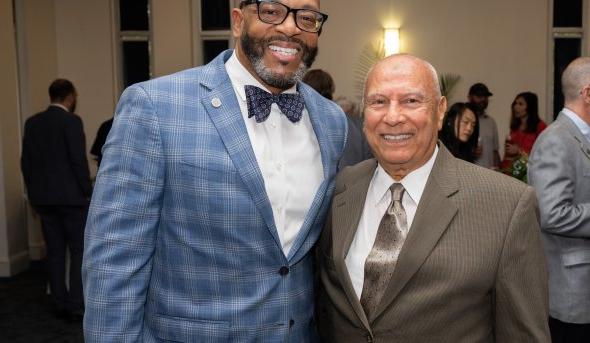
[360,183,408,320]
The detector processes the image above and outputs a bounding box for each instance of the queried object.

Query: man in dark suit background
[21,78,91,321]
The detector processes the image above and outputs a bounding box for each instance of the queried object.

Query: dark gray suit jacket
[317,146,550,342]
[528,112,590,323]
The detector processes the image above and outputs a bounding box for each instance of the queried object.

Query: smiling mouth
[269,45,299,57]
[382,133,412,142]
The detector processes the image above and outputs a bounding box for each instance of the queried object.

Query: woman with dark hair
[501,92,547,167]
[439,102,479,162]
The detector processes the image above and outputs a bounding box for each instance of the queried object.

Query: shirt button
[271,122,277,128]
[279,266,289,276]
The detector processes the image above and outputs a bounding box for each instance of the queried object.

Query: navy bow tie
[245,85,305,123]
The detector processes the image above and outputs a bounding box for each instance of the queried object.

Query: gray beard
[241,32,317,90]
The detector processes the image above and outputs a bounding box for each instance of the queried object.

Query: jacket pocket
[151,313,230,342]
[562,249,590,267]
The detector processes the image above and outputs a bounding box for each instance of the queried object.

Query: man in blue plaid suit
[82,0,346,341]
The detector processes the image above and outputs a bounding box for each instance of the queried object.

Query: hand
[504,142,520,156]
[474,144,483,157]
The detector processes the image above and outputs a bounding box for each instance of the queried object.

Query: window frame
[191,0,237,66]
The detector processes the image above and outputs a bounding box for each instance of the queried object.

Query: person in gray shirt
[468,83,500,170]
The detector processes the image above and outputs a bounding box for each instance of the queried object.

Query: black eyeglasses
[240,0,328,34]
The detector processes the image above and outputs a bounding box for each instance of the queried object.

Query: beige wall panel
[0,0,29,276]
[54,0,117,177]
[152,0,194,77]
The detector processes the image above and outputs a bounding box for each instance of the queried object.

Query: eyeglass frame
[239,0,329,34]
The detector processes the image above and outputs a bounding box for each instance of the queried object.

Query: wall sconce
[383,28,400,56]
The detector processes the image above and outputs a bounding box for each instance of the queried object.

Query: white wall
[317,0,550,156]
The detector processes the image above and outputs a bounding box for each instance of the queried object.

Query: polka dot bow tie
[245,85,305,123]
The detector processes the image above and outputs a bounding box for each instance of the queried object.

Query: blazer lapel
[199,50,282,251]
[332,159,377,332]
[286,84,341,261]
[373,146,459,321]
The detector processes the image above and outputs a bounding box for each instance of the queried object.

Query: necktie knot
[244,85,305,123]
[390,183,405,202]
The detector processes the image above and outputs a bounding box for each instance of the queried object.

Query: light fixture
[383,28,400,56]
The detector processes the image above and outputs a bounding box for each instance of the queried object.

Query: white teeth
[269,45,298,56]
[383,134,411,141]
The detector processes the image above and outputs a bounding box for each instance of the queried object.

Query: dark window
[120,0,150,31]
[553,38,581,118]
[553,0,582,27]
[203,40,229,64]
[201,0,230,30]
[122,41,150,88]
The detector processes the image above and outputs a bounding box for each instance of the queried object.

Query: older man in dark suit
[316,54,550,342]
[21,78,91,321]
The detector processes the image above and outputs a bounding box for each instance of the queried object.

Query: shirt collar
[225,51,298,103]
[50,103,69,112]
[372,145,439,206]
[563,107,590,141]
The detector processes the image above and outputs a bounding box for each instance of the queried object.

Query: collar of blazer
[331,144,460,328]
[197,49,339,262]
[557,112,590,162]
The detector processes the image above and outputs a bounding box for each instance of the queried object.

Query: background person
[501,91,546,169]
[439,102,479,162]
[528,57,590,343]
[468,82,500,169]
[21,78,91,322]
[302,68,372,169]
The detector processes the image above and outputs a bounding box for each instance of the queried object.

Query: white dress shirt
[225,52,323,256]
[345,147,439,298]
[563,107,590,143]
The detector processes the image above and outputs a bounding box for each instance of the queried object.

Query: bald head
[365,54,442,100]
[562,57,590,103]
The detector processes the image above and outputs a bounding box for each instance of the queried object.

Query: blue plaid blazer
[82,50,347,342]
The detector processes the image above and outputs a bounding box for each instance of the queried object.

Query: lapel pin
[211,98,222,108]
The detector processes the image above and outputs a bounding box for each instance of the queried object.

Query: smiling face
[232,0,320,94]
[363,55,447,180]
[455,108,476,143]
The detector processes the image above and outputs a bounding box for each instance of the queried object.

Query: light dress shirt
[346,146,439,298]
[563,107,590,143]
[474,112,499,169]
[225,52,323,256]
[50,103,70,112]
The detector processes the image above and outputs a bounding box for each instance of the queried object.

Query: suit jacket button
[289,319,294,327]
[279,266,289,276]
[366,334,373,342]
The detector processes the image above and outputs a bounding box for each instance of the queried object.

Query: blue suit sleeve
[82,84,165,342]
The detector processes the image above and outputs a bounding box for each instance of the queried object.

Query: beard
[69,99,77,113]
[241,31,318,90]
